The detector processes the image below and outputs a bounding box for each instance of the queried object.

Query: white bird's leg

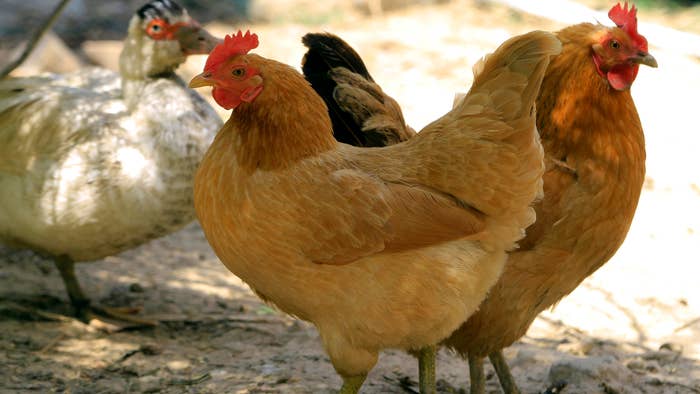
[54,256,91,312]
[54,255,156,328]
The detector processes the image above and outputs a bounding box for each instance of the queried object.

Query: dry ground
[1,0,700,393]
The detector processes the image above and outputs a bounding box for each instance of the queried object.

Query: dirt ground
[1,0,700,393]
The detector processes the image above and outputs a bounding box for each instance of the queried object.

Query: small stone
[659,343,683,354]
[139,344,162,356]
[548,355,635,393]
[626,359,646,372]
[641,349,681,365]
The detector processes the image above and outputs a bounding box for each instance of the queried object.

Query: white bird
[0,0,222,325]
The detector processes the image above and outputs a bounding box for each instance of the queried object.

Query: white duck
[0,0,222,324]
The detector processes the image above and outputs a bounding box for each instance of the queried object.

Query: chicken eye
[232,68,246,78]
[610,40,620,49]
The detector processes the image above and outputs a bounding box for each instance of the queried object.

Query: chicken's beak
[189,72,215,89]
[630,51,658,68]
[176,24,222,55]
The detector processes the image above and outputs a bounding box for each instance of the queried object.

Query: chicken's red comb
[608,2,648,51]
[204,30,259,72]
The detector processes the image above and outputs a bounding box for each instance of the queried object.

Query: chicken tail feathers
[460,30,562,122]
[301,32,374,82]
[301,32,414,148]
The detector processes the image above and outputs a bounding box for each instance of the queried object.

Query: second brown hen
[444,4,655,393]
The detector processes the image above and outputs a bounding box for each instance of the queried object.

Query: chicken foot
[418,345,437,394]
[468,354,486,394]
[339,374,366,394]
[489,351,520,394]
[54,256,157,328]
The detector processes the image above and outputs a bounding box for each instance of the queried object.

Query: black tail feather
[302,33,380,147]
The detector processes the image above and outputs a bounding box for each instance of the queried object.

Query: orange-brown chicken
[189,30,560,393]
[443,4,657,393]
[300,4,656,393]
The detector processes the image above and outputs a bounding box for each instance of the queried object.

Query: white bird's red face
[137,0,219,55]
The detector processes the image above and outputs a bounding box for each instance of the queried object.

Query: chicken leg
[340,375,366,394]
[418,345,437,394]
[489,351,520,394]
[468,354,485,394]
[54,256,156,327]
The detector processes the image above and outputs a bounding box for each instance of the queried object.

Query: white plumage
[0,0,221,322]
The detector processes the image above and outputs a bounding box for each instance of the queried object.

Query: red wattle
[212,87,241,110]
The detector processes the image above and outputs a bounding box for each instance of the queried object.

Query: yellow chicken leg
[418,345,437,394]
[489,351,520,394]
[468,354,485,394]
[339,374,366,394]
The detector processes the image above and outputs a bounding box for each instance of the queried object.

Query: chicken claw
[340,375,367,394]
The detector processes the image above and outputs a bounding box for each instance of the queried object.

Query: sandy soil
[1,1,699,393]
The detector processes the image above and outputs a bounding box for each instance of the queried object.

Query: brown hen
[444,3,656,393]
[190,30,559,393]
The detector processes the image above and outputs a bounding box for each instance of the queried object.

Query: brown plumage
[190,30,560,393]
[444,19,654,393]
[299,12,655,393]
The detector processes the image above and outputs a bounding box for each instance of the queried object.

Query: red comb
[204,30,259,72]
[608,2,648,51]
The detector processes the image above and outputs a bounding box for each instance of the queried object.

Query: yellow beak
[188,72,215,89]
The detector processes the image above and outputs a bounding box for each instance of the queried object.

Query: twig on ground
[674,316,700,333]
[156,314,284,325]
[36,333,67,354]
[170,372,211,386]
[383,373,418,394]
[0,0,72,79]
[646,376,700,393]
[0,300,83,325]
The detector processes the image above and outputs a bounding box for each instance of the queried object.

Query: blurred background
[1,0,699,393]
